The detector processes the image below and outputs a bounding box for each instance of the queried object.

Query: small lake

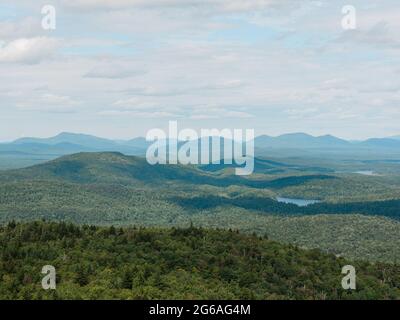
[276,197,320,207]
[354,170,377,176]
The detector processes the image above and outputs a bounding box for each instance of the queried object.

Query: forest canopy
[0,221,399,300]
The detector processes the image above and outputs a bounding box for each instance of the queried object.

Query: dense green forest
[0,221,399,300]
[173,195,400,219]
[0,152,400,263]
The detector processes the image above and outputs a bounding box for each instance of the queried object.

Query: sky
[0,0,400,141]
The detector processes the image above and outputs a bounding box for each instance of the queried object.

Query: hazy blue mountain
[255,133,350,149]
[389,135,400,141]
[0,142,95,154]
[14,132,118,149]
[10,132,400,153]
[360,138,400,148]
[1,132,400,171]
[123,137,150,149]
[8,132,147,156]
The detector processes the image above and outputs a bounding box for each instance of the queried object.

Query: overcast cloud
[0,0,399,141]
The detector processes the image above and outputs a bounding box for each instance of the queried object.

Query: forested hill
[0,152,399,264]
[0,152,215,186]
[0,152,398,222]
[0,221,399,300]
[0,151,333,189]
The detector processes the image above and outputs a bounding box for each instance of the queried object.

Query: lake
[276,197,320,207]
[354,170,377,176]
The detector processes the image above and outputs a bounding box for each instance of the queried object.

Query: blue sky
[0,0,399,141]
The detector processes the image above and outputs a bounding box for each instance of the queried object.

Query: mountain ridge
[8,131,400,145]
[1,132,400,171]
[1,151,400,263]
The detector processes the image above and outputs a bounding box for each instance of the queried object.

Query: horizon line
[1,131,399,144]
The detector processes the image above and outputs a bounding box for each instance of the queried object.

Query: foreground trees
[0,221,399,300]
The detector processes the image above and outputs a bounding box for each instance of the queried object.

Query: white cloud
[0,17,43,40]
[62,0,281,12]
[16,93,81,113]
[190,105,254,119]
[1,0,400,140]
[98,110,176,118]
[336,21,400,49]
[0,37,60,64]
[84,63,145,79]
[112,98,160,110]
[199,80,245,91]
[120,86,188,97]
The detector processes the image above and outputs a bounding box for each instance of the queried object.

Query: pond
[276,197,320,207]
[354,170,377,176]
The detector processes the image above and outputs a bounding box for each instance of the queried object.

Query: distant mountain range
[9,132,148,156]
[1,132,400,170]
[6,131,400,150]
[254,133,350,149]
[255,133,400,149]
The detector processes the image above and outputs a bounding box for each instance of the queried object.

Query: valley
[0,151,399,264]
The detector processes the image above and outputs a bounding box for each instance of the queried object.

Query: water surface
[276,197,320,207]
[354,170,376,176]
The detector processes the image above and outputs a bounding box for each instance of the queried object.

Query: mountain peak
[279,132,313,138]
[56,132,86,137]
